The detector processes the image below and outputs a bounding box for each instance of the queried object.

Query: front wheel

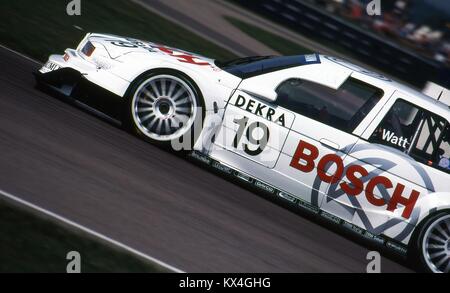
[125,70,204,149]
[412,212,450,273]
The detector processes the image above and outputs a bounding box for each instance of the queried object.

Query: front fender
[112,55,240,112]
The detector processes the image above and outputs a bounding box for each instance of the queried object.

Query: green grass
[225,4,367,60]
[225,16,312,56]
[0,199,170,273]
[0,0,236,62]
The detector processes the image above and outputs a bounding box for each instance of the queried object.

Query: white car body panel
[39,33,450,255]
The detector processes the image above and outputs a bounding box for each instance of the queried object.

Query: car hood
[84,33,216,65]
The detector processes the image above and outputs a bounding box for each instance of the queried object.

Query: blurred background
[233,0,450,88]
[309,0,450,67]
[1,0,448,89]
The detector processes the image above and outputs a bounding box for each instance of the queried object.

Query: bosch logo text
[290,140,420,219]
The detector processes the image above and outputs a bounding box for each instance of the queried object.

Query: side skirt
[188,150,409,258]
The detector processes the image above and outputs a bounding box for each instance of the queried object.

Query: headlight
[81,41,96,57]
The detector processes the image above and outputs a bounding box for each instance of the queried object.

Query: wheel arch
[408,192,450,252]
[401,192,450,249]
[414,192,450,228]
[407,207,450,272]
[124,67,206,109]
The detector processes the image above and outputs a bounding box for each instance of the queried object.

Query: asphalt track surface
[0,47,413,272]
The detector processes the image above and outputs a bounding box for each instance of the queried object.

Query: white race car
[36,33,450,273]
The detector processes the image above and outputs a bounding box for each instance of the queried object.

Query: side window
[411,115,450,173]
[369,100,420,151]
[370,99,450,174]
[276,77,383,132]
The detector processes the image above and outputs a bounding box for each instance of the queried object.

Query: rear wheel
[412,212,450,273]
[125,70,204,148]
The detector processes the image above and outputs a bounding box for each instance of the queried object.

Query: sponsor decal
[309,141,434,243]
[386,241,408,255]
[43,61,60,72]
[254,180,276,194]
[234,95,286,127]
[189,152,211,165]
[156,46,210,66]
[211,161,233,174]
[343,221,364,234]
[108,38,213,67]
[290,140,420,219]
[366,233,385,245]
[234,171,252,183]
[381,129,410,149]
[297,199,320,214]
[342,221,384,244]
[320,211,342,224]
[278,191,297,203]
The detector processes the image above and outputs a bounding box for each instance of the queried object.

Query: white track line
[0,44,43,65]
[0,188,185,273]
[0,44,184,273]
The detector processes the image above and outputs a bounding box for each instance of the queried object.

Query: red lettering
[365,176,392,206]
[157,46,210,66]
[177,54,210,65]
[289,141,420,219]
[387,184,420,219]
[157,46,174,55]
[340,165,368,196]
[290,141,319,173]
[317,154,344,184]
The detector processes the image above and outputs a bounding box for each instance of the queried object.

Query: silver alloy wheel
[422,214,450,273]
[131,75,197,141]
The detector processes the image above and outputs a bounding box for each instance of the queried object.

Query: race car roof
[219,54,321,79]
[320,55,450,120]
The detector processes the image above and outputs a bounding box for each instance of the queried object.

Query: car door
[212,89,295,169]
[272,77,384,215]
[210,54,352,175]
[323,92,449,243]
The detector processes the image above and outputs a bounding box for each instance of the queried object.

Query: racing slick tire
[410,211,450,273]
[124,69,205,150]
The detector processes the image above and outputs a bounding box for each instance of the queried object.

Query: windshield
[215,56,275,68]
[217,54,321,79]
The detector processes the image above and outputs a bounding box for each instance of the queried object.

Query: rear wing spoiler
[423,82,450,107]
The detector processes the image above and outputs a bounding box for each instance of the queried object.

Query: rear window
[276,78,383,132]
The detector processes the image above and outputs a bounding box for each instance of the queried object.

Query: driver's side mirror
[238,78,278,102]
